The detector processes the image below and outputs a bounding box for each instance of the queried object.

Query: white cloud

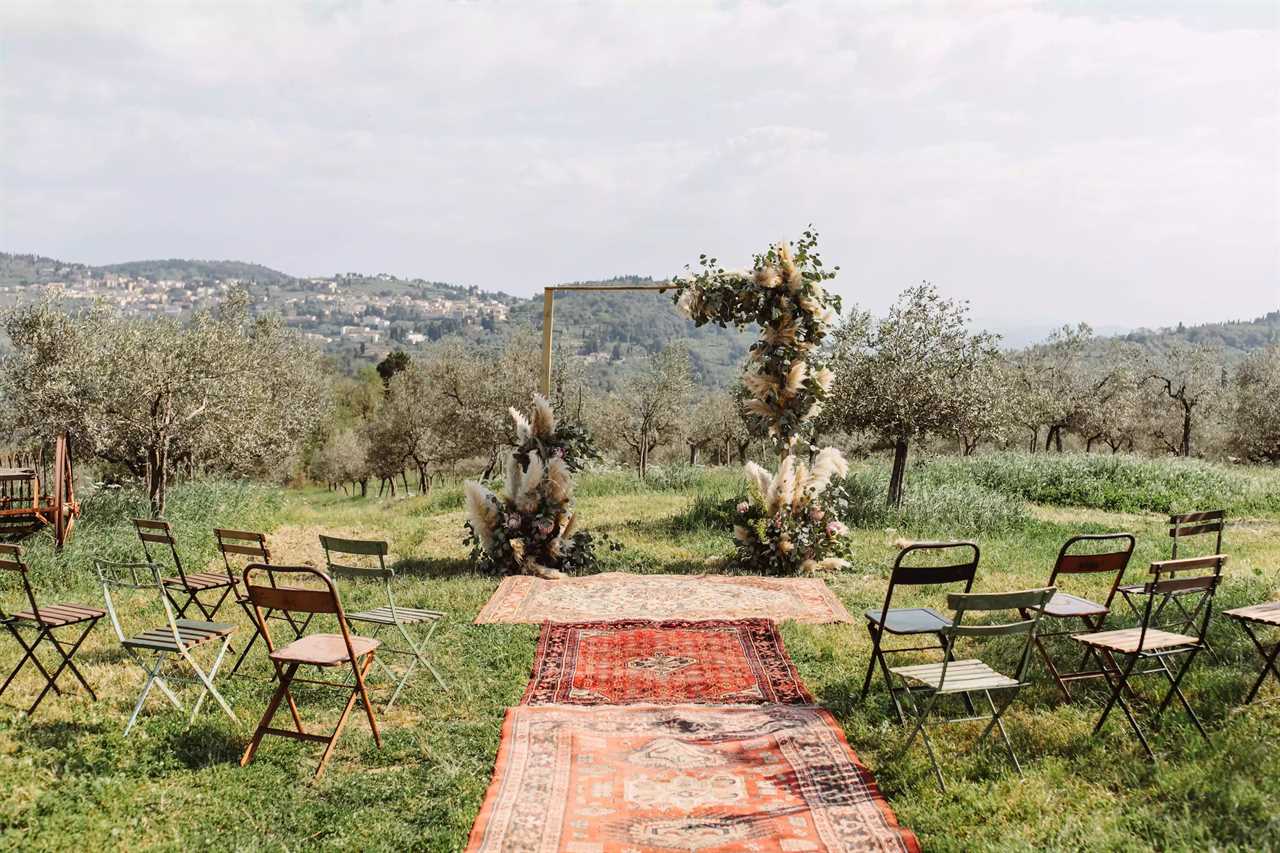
[1,0,1275,328]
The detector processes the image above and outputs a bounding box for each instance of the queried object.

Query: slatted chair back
[0,543,40,624]
[241,564,359,656]
[132,518,188,583]
[874,541,980,626]
[1169,510,1225,560]
[1047,533,1135,609]
[941,587,1057,687]
[93,559,185,650]
[319,535,392,580]
[215,528,270,576]
[1133,555,1226,650]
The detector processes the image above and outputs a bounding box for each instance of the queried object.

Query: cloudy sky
[2,1,1277,332]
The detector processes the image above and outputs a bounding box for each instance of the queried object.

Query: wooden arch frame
[538,284,672,395]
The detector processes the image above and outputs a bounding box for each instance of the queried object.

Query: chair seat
[891,659,1020,694]
[1072,627,1199,654]
[123,619,235,652]
[11,602,105,627]
[270,634,379,666]
[164,572,235,592]
[1042,592,1108,619]
[1224,601,1280,627]
[347,606,444,626]
[865,606,951,635]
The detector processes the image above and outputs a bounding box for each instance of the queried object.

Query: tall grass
[923,452,1280,515]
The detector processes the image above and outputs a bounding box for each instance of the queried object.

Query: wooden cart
[0,434,79,549]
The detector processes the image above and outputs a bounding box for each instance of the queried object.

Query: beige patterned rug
[474,572,854,624]
[466,704,920,852]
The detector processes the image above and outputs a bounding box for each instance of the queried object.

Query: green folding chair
[319,535,447,709]
[892,586,1055,792]
[95,559,238,735]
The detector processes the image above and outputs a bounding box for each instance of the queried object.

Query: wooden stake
[540,288,555,396]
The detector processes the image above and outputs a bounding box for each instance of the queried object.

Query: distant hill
[1121,311,1279,358]
[97,258,296,285]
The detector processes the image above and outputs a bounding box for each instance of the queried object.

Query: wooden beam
[540,288,555,395]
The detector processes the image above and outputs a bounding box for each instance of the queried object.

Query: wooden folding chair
[1223,601,1280,704]
[320,535,447,709]
[239,563,381,779]
[860,541,979,722]
[133,518,236,621]
[1073,554,1225,760]
[215,528,312,676]
[1118,510,1225,658]
[0,543,103,715]
[892,586,1056,792]
[95,559,238,735]
[1027,533,1135,701]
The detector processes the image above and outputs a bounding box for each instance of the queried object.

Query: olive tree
[826,284,1000,506]
[1230,344,1280,464]
[601,345,692,478]
[1143,342,1227,457]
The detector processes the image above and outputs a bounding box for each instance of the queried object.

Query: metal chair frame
[1223,601,1280,704]
[0,543,102,715]
[892,586,1056,792]
[1074,554,1225,760]
[1028,533,1135,701]
[95,559,238,735]
[133,518,236,621]
[319,535,447,709]
[861,541,979,723]
[215,528,312,677]
[239,563,381,779]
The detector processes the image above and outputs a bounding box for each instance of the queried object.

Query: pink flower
[534,517,556,537]
[736,501,750,514]
[809,506,825,522]
[506,514,522,530]
[826,521,848,537]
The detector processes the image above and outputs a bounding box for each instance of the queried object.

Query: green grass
[1,467,1278,851]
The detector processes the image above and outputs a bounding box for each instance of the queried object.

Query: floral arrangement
[463,394,615,578]
[672,228,842,452]
[733,447,853,575]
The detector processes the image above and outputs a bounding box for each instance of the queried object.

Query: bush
[839,468,1030,535]
[923,452,1280,515]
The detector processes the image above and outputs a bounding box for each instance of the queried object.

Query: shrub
[839,468,1030,535]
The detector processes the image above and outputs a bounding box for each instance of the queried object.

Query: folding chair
[860,540,979,722]
[133,518,236,621]
[1117,510,1224,659]
[1073,554,1225,760]
[239,563,381,779]
[94,559,238,735]
[892,586,1056,792]
[0,543,103,715]
[320,535,447,709]
[1027,533,1135,701]
[215,528,312,676]
[1223,601,1280,704]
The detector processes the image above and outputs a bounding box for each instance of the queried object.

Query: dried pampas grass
[743,461,772,500]
[515,454,544,513]
[804,447,848,497]
[510,407,532,443]
[545,457,572,504]
[531,393,556,438]
[464,481,499,551]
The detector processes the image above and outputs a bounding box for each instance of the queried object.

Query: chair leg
[242,662,300,767]
[896,685,945,792]
[27,622,100,715]
[1096,649,1153,760]
[228,602,265,677]
[859,624,881,700]
[978,689,1023,776]
[183,637,238,726]
[315,654,379,779]
[1153,649,1207,739]
[1032,630,1073,702]
[0,625,41,699]
[1239,623,1280,704]
[126,655,175,735]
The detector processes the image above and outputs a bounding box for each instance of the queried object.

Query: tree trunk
[359,478,368,497]
[737,440,751,464]
[688,442,698,465]
[147,441,168,517]
[1181,407,1193,457]
[1054,427,1064,452]
[887,437,909,508]
[1028,428,1038,453]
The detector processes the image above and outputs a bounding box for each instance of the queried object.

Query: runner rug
[475,572,854,624]
[465,704,920,853]
[521,619,814,706]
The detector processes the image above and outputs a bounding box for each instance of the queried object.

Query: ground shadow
[389,556,479,579]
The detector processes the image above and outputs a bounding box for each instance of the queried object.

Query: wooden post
[540,287,555,396]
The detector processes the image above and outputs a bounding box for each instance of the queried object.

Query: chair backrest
[132,518,186,581]
[875,541,979,623]
[215,528,270,580]
[0,543,39,623]
[1048,533,1135,608]
[242,564,364,663]
[1169,510,1225,559]
[943,586,1057,685]
[93,559,184,648]
[1135,555,1226,647]
[319,534,392,580]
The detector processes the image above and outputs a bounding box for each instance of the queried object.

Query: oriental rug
[475,572,854,625]
[466,704,920,853]
[521,619,813,706]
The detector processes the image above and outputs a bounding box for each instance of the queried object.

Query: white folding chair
[95,559,238,735]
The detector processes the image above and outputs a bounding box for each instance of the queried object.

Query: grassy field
[1,459,1278,852]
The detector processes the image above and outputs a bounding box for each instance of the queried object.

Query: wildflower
[826,520,848,537]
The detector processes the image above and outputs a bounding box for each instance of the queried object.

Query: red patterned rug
[521,619,813,706]
[466,704,920,853]
[475,572,854,624]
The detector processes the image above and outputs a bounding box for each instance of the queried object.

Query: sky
[2,0,1277,333]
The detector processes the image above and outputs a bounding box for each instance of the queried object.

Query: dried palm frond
[509,407,532,443]
[545,456,572,504]
[463,480,500,552]
[804,446,849,497]
[743,461,772,500]
[531,393,556,438]
[515,454,544,513]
